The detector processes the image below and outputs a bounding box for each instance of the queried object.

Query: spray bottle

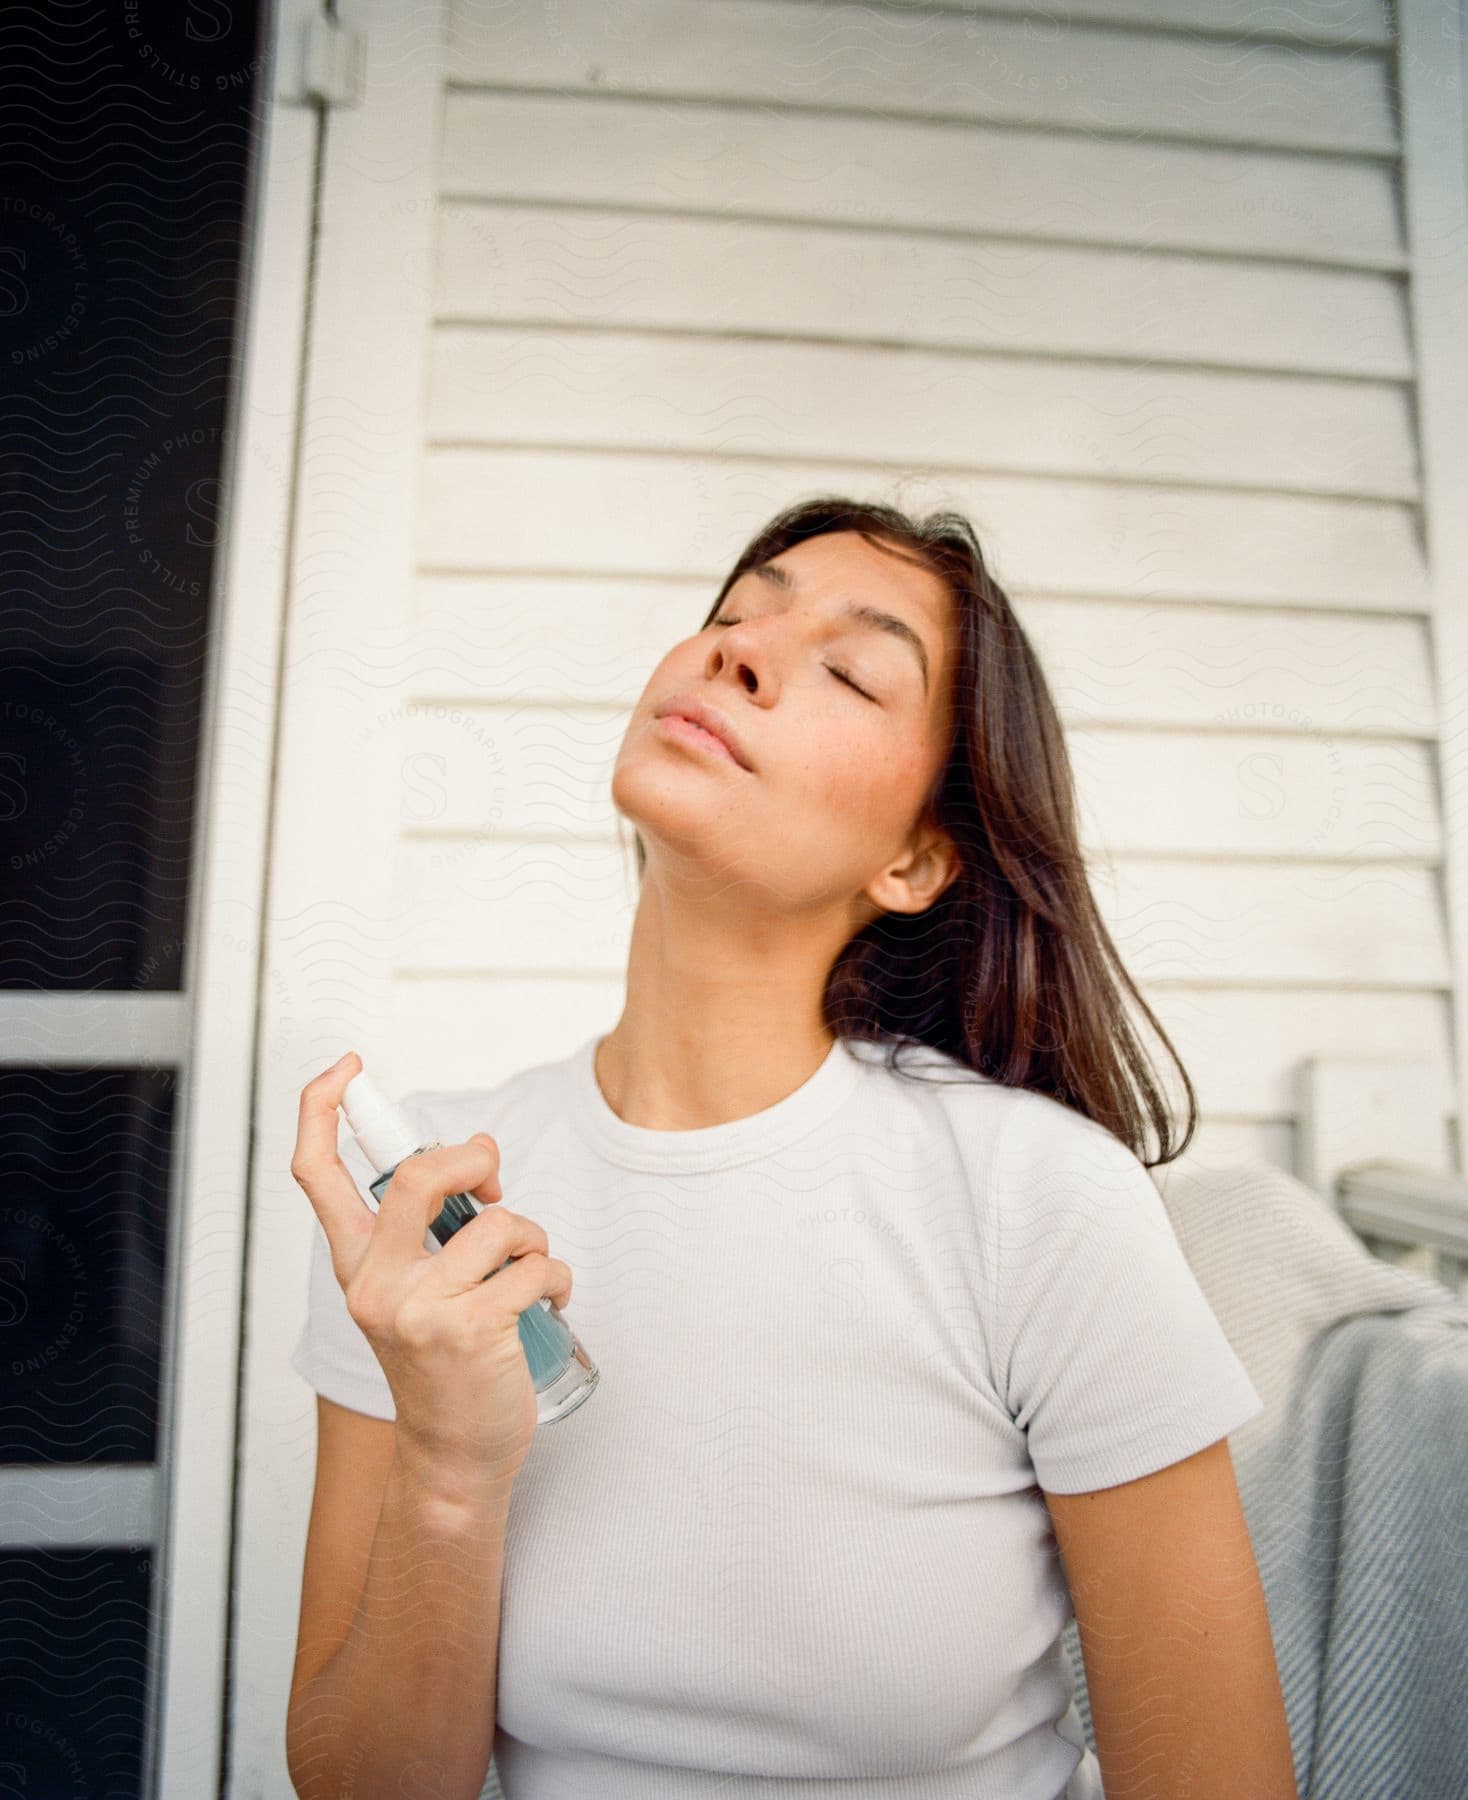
[340,1068,599,1424]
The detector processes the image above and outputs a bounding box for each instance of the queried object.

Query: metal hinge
[295,12,365,108]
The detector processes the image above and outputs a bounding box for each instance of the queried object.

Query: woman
[285,496,1298,1799]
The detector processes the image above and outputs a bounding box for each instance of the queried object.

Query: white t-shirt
[291,1032,1265,1800]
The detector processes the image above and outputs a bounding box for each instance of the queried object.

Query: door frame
[145,0,323,1789]
[225,0,448,1791]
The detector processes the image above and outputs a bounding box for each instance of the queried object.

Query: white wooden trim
[0,1467,155,1550]
[145,0,325,1792]
[229,1,450,1793]
[0,994,186,1063]
[1397,0,1468,1168]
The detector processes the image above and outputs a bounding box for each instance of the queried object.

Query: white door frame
[227,0,448,1792]
[146,0,326,1791]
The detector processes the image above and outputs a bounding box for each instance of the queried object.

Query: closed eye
[710,613,878,702]
[826,663,877,701]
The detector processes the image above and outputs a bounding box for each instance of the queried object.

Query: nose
[706,615,771,696]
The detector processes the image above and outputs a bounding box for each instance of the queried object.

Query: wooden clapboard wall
[392,0,1451,1174]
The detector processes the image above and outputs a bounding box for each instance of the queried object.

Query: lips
[653,693,754,771]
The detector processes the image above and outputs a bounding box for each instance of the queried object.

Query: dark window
[0,1548,153,1798]
[0,1069,174,1465]
[0,2,266,991]
[0,2,266,1794]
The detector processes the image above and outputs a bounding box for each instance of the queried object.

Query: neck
[594,870,849,1130]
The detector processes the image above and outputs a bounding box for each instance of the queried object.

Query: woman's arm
[1044,1437,1297,1800]
[286,1395,514,1800]
[284,1052,574,1798]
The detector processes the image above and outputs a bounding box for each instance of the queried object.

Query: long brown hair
[629,493,1197,1168]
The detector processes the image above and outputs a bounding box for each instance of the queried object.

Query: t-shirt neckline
[568,1031,866,1172]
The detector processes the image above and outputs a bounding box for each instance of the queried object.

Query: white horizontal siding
[428,327,1418,498]
[418,447,1427,610]
[1024,601,1435,736]
[440,92,1404,267]
[434,206,1413,379]
[447,0,1398,153]
[389,0,1455,1171]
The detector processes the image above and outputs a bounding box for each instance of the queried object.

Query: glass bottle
[340,1068,599,1424]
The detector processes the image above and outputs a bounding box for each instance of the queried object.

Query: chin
[613,764,765,872]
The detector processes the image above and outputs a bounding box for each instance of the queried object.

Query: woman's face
[612,530,960,919]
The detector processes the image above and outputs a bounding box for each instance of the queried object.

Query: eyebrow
[750,560,930,694]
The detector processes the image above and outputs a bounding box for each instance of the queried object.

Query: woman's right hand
[290,1051,574,1496]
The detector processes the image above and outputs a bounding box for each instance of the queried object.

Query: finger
[416,1204,550,1300]
[464,1247,573,1322]
[289,1052,371,1260]
[362,1137,503,1274]
[464,1132,504,1205]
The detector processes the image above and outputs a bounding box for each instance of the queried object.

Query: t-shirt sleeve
[983,1093,1265,1494]
[288,1093,440,1424]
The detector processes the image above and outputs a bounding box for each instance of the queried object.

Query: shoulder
[984,1087,1172,1268]
[989,1082,1155,1190]
[869,1049,1169,1269]
[848,1038,1140,1195]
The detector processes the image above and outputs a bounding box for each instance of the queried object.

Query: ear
[863,820,962,919]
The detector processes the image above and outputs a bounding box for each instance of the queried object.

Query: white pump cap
[340,1068,422,1174]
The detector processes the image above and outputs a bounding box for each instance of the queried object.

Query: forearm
[1085,1574,1297,1800]
[287,1452,514,1800]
